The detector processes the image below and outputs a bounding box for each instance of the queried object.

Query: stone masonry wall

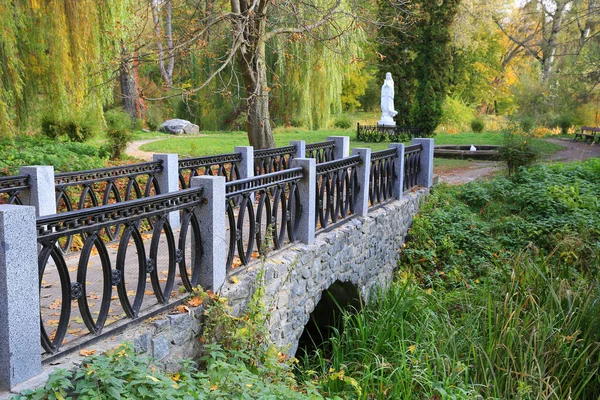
[220,188,429,355]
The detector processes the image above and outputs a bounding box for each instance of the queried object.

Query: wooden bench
[573,126,600,144]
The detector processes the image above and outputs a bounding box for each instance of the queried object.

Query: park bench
[573,126,600,144]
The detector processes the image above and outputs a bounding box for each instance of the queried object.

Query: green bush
[499,130,540,176]
[439,95,475,131]
[554,114,574,134]
[146,105,164,131]
[519,116,535,133]
[40,115,63,139]
[105,109,134,159]
[470,117,485,133]
[333,115,352,129]
[40,115,96,142]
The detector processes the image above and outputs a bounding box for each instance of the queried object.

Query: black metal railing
[254,145,297,176]
[356,123,422,142]
[225,168,303,272]
[36,188,205,355]
[306,141,335,163]
[369,148,397,207]
[404,144,422,190]
[0,174,28,205]
[54,162,163,252]
[315,155,360,230]
[178,153,242,189]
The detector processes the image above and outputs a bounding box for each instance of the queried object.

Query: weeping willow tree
[268,34,360,131]
[0,0,134,135]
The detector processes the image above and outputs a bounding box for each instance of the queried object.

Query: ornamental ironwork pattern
[315,156,360,230]
[178,153,242,189]
[253,145,297,176]
[306,141,335,164]
[0,175,28,205]
[54,162,163,250]
[224,168,303,272]
[356,123,422,142]
[369,148,397,207]
[36,188,205,355]
[404,144,422,190]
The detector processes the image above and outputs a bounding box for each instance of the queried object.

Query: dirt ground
[435,138,600,185]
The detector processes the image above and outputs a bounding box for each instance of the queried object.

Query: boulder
[159,119,200,135]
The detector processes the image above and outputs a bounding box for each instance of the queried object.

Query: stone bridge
[0,136,433,396]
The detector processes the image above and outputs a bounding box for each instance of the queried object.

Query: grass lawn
[140,129,564,158]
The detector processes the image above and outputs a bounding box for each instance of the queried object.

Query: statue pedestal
[378,115,396,127]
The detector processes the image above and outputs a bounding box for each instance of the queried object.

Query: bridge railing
[225,167,304,272]
[0,174,28,205]
[34,187,208,357]
[0,136,433,390]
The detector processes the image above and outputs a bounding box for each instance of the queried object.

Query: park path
[126,139,162,160]
[436,137,600,185]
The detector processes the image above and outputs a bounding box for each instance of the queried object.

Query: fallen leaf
[79,349,96,356]
[187,297,203,307]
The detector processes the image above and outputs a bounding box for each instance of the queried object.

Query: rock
[159,119,200,135]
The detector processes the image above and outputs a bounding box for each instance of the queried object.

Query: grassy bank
[299,158,600,399]
[140,129,563,158]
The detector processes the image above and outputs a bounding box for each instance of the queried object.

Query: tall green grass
[300,253,600,399]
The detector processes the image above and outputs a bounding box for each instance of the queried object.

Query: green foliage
[554,114,574,134]
[145,105,164,132]
[341,67,371,112]
[333,115,352,129]
[40,115,97,143]
[302,162,600,398]
[439,95,475,132]
[519,115,536,133]
[470,117,485,133]
[0,135,108,175]
[499,130,540,175]
[105,109,134,159]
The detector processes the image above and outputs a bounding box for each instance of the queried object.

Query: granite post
[0,205,41,390]
[191,176,226,292]
[389,143,405,199]
[234,146,254,180]
[352,148,371,217]
[153,154,180,229]
[19,166,56,216]
[412,138,434,188]
[289,140,306,159]
[290,158,316,245]
[327,136,350,160]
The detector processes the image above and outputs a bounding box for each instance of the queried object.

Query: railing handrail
[178,152,242,170]
[225,167,303,198]
[254,145,297,159]
[0,174,29,193]
[405,143,423,153]
[316,154,361,175]
[37,186,204,241]
[371,148,398,162]
[54,161,163,187]
[306,140,334,151]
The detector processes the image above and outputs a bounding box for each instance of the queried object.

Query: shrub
[40,115,96,142]
[105,109,133,159]
[439,95,475,132]
[554,114,574,134]
[333,115,352,129]
[146,105,164,131]
[470,117,485,133]
[519,116,535,133]
[499,130,539,176]
[40,115,63,139]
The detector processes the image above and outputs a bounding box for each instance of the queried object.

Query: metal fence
[225,168,303,272]
[315,155,360,230]
[369,148,397,207]
[178,153,242,189]
[356,123,422,142]
[404,144,423,190]
[36,188,205,355]
[306,141,335,163]
[253,145,297,176]
[0,175,28,205]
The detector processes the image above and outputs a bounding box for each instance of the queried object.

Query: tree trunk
[119,46,138,120]
[235,9,275,149]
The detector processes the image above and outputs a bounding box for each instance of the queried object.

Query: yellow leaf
[79,349,96,356]
[209,384,219,391]
[171,373,180,382]
[188,297,203,307]
[408,345,416,354]
[231,276,239,284]
[146,375,160,382]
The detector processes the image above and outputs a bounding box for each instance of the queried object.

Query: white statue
[378,72,398,126]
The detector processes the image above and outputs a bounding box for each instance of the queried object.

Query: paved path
[126,134,212,161]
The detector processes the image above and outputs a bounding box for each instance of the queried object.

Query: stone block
[152,336,171,360]
[134,333,152,354]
